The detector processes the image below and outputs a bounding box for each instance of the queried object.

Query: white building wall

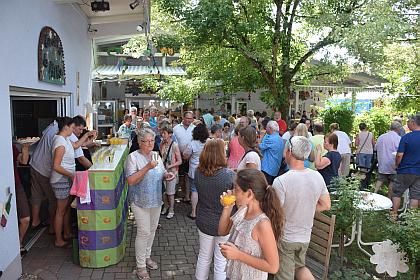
[0,1,92,278]
[198,90,272,115]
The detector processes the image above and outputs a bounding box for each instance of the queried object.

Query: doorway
[12,100,58,138]
[236,102,248,115]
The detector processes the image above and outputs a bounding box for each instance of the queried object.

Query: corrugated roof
[92,65,186,80]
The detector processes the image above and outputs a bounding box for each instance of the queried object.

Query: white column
[231,95,236,114]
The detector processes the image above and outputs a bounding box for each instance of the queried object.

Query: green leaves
[319,101,355,135]
[329,177,365,236]
[158,76,207,103]
[151,0,416,108]
[353,103,394,138]
[386,210,420,267]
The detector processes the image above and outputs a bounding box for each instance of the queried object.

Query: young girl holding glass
[218,169,284,279]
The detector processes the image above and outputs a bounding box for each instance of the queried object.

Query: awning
[92,65,187,80]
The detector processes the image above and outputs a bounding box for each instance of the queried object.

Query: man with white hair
[273,136,331,280]
[259,120,284,184]
[374,121,402,197]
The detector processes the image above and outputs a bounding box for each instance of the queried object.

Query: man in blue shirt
[259,120,285,184]
[393,113,420,213]
[148,106,158,128]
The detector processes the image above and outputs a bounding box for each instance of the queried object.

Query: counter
[77,145,129,268]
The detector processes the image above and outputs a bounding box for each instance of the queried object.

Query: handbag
[356,132,371,165]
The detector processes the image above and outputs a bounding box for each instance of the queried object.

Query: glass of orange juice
[221,193,236,206]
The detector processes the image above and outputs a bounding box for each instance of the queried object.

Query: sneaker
[166,211,174,219]
[146,258,158,270]
[136,267,150,280]
[161,206,169,215]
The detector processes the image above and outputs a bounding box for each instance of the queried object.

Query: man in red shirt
[274,111,287,136]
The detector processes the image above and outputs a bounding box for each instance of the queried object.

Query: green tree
[320,101,355,135]
[380,43,419,113]
[156,0,414,112]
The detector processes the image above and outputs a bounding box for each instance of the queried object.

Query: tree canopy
[154,0,417,111]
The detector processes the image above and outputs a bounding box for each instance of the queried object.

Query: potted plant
[328,177,365,265]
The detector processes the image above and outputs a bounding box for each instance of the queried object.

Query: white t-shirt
[282,131,292,141]
[273,169,328,243]
[173,123,195,153]
[50,135,76,184]
[334,130,352,155]
[69,133,84,158]
[237,151,261,171]
[185,140,206,179]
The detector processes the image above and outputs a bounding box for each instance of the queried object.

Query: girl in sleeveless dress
[218,169,284,280]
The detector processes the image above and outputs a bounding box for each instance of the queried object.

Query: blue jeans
[357,153,373,169]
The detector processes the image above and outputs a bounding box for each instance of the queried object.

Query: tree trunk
[339,233,345,266]
[277,73,291,118]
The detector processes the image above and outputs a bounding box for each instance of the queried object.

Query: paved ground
[21,201,207,280]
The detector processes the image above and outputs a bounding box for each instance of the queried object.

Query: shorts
[377,173,396,183]
[179,160,189,176]
[16,184,30,219]
[51,179,72,200]
[164,173,179,195]
[357,153,373,169]
[275,241,309,280]
[30,167,56,206]
[189,176,197,192]
[392,174,420,199]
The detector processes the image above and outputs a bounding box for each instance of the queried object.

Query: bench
[306,212,336,280]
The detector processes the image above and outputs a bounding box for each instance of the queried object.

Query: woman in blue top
[125,128,175,280]
[315,133,341,187]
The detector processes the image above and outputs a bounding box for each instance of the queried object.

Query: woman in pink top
[228,125,245,169]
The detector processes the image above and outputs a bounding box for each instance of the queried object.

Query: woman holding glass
[194,139,235,280]
[125,128,175,280]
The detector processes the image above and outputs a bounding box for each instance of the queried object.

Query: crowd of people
[12,105,420,280]
[13,116,97,254]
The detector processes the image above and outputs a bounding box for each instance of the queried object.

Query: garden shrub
[320,101,355,135]
[386,209,420,279]
[353,105,394,138]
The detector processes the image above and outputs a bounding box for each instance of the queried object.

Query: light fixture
[129,0,141,10]
[136,24,143,32]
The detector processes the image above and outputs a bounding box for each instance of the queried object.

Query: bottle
[1,193,12,227]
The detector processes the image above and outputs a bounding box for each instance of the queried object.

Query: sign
[38,26,66,85]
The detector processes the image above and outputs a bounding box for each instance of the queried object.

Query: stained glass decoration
[38,26,66,85]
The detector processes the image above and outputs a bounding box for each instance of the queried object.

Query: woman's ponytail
[236,169,284,240]
[261,187,284,241]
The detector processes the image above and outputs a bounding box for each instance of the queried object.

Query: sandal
[146,258,158,270]
[166,211,174,219]
[136,267,150,280]
[54,241,72,249]
[187,214,196,220]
